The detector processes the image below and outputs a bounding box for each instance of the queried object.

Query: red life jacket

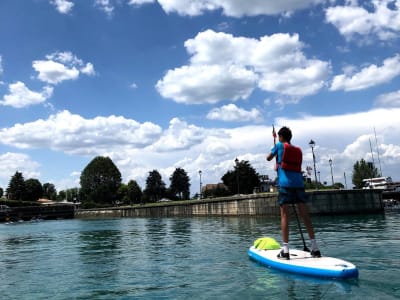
[281,143,302,172]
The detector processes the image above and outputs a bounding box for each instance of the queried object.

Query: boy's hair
[278,126,292,143]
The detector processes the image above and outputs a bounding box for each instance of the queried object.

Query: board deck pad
[248,246,358,279]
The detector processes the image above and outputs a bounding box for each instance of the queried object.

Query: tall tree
[43,183,57,200]
[127,180,142,204]
[352,159,380,188]
[25,178,43,202]
[80,156,122,205]
[6,171,26,200]
[169,168,190,200]
[144,170,165,202]
[0,187,3,198]
[221,160,260,195]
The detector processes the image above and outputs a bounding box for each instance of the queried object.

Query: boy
[266,126,321,259]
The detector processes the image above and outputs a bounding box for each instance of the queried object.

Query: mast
[374,127,383,176]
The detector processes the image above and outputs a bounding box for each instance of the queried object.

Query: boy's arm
[266,152,275,161]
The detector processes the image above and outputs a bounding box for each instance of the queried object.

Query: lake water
[0,212,399,299]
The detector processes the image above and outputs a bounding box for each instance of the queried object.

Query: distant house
[201,183,229,198]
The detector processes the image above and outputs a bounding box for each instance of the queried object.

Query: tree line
[0,156,380,208]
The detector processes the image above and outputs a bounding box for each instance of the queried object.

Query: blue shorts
[278,187,308,206]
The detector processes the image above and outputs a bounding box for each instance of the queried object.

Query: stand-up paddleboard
[248,238,358,279]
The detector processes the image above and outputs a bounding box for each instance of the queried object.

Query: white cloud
[0,152,41,188]
[152,118,207,151]
[375,89,400,107]
[32,51,95,85]
[80,63,95,76]
[156,64,257,104]
[330,54,400,91]
[0,110,162,154]
[2,108,400,192]
[0,55,3,75]
[0,81,53,108]
[95,0,114,17]
[50,0,74,14]
[326,0,400,41]
[157,30,330,104]
[130,82,138,89]
[207,104,263,122]
[134,0,324,17]
[128,0,155,5]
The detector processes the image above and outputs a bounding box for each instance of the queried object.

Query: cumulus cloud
[0,110,162,155]
[32,51,95,85]
[157,30,330,104]
[0,152,41,187]
[207,104,262,122]
[375,89,400,107]
[156,64,257,104]
[129,0,324,17]
[152,118,207,151]
[0,81,53,108]
[50,0,74,14]
[326,0,400,41]
[330,54,400,91]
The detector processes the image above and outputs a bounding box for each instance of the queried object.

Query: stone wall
[75,189,383,219]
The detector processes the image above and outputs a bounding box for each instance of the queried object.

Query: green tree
[6,171,26,200]
[352,159,380,188]
[117,183,129,205]
[0,187,3,198]
[43,183,57,200]
[24,178,43,202]
[57,190,66,201]
[221,160,260,195]
[169,167,190,200]
[127,180,142,204]
[80,156,122,205]
[144,170,165,202]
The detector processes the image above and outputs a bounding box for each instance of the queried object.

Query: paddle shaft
[291,203,310,252]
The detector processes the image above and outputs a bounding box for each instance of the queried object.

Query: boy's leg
[297,202,321,257]
[280,204,289,245]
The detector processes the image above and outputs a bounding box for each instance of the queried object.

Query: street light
[309,139,318,190]
[235,158,240,195]
[329,158,334,187]
[198,170,202,200]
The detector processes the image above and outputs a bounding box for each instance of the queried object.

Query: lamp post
[309,139,318,190]
[329,158,334,187]
[235,158,240,195]
[198,170,202,200]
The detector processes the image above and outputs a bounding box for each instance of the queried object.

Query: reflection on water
[0,213,399,299]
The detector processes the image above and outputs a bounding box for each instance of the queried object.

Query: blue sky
[1,0,400,195]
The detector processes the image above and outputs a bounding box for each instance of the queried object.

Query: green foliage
[57,187,80,202]
[221,160,260,195]
[352,159,380,188]
[169,168,190,200]
[24,178,43,202]
[144,170,166,202]
[332,182,345,189]
[80,156,122,205]
[0,187,3,198]
[127,180,142,204]
[6,171,26,201]
[43,183,57,200]
[117,183,129,205]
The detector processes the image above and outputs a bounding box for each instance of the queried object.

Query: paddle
[272,125,310,252]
